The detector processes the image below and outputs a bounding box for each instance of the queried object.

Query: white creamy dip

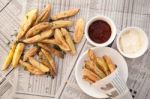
[119,29,144,54]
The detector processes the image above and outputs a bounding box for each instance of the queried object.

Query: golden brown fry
[83,76,94,84]
[39,51,55,76]
[87,49,97,61]
[54,29,70,52]
[16,9,38,40]
[12,43,25,68]
[41,49,56,75]
[103,55,116,73]
[61,28,76,54]
[39,51,50,66]
[51,8,80,20]
[82,68,100,82]
[50,20,73,29]
[87,49,110,75]
[2,42,17,70]
[84,60,106,79]
[96,57,110,75]
[23,47,38,61]
[38,43,64,58]
[34,4,51,25]
[73,18,84,43]
[25,22,51,38]
[23,29,53,43]
[19,60,44,75]
[41,39,58,45]
[29,57,49,73]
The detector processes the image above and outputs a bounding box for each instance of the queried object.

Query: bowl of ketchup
[85,15,116,47]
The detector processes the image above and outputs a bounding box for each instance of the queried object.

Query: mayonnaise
[119,29,144,54]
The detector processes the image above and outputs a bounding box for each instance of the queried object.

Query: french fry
[51,8,80,20]
[29,57,49,73]
[39,51,50,66]
[87,49,97,61]
[16,9,38,40]
[87,49,110,75]
[19,60,44,75]
[38,43,64,58]
[39,51,55,76]
[1,42,17,70]
[34,4,51,25]
[23,47,38,61]
[84,60,106,79]
[41,39,58,45]
[50,20,73,29]
[73,18,84,43]
[25,22,51,38]
[61,28,76,54]
[96,57,110,75]
[12,43,25,68]
[83,76,94,84]
[82,68,100,82]
[103,55,116,73]
[54,29,70,52]
[41,49,56,75]
[23,29,53,43]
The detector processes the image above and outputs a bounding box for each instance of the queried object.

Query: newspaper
[0,0,150,99]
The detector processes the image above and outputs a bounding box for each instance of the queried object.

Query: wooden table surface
[0,0,150,99]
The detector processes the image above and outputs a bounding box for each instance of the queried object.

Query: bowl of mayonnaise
[117,27,148,58]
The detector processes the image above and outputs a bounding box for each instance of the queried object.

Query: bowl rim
[85,15,116,47]
[116,27,149,58]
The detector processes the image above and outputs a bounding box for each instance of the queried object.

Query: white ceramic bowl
[85,15,116,47]
[116,27,149,58]
[75,47,128,98]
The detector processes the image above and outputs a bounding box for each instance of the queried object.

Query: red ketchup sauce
[88,20,111,43]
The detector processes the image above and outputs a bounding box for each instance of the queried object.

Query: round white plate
[75,47,128,98]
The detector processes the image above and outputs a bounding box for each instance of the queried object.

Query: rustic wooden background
[0,0,150,99]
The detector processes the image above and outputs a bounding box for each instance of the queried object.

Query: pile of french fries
[82,49,116,84]
[2,3,84,78]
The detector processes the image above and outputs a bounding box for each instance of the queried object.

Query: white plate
[75,47,128,98]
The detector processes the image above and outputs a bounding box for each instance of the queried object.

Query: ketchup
[88,20,111,43]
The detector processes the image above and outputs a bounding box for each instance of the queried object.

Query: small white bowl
[75,47,128,98]
[116,27,149,58]
[85,15,116,47]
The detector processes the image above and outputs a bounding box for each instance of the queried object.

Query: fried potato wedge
[2,42,17,70]
[41,49,56,75]
[82,68,100,82]
[51,8,79,20]
[25,22,51,38]
[103,55,116,73]
[38,43,64,58]
[87,49,97,61]
[23,47,38,61]
[12,43,25,68]
[54,29,70,52]
[17,9,38,40]
[50,20,73,29]
[73,18,84,43]
[39,51,50,66]
[34,3,51,25]
[39,51,55,76]
[29,57,49,73]
[87,49,110,75]
[23,29,53,43]
[83,76,94,84]
[41,39,58,45]
[61,28,76,54]
[84,60,106,79]
[96,57,110,75]
[19,60,44,75]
